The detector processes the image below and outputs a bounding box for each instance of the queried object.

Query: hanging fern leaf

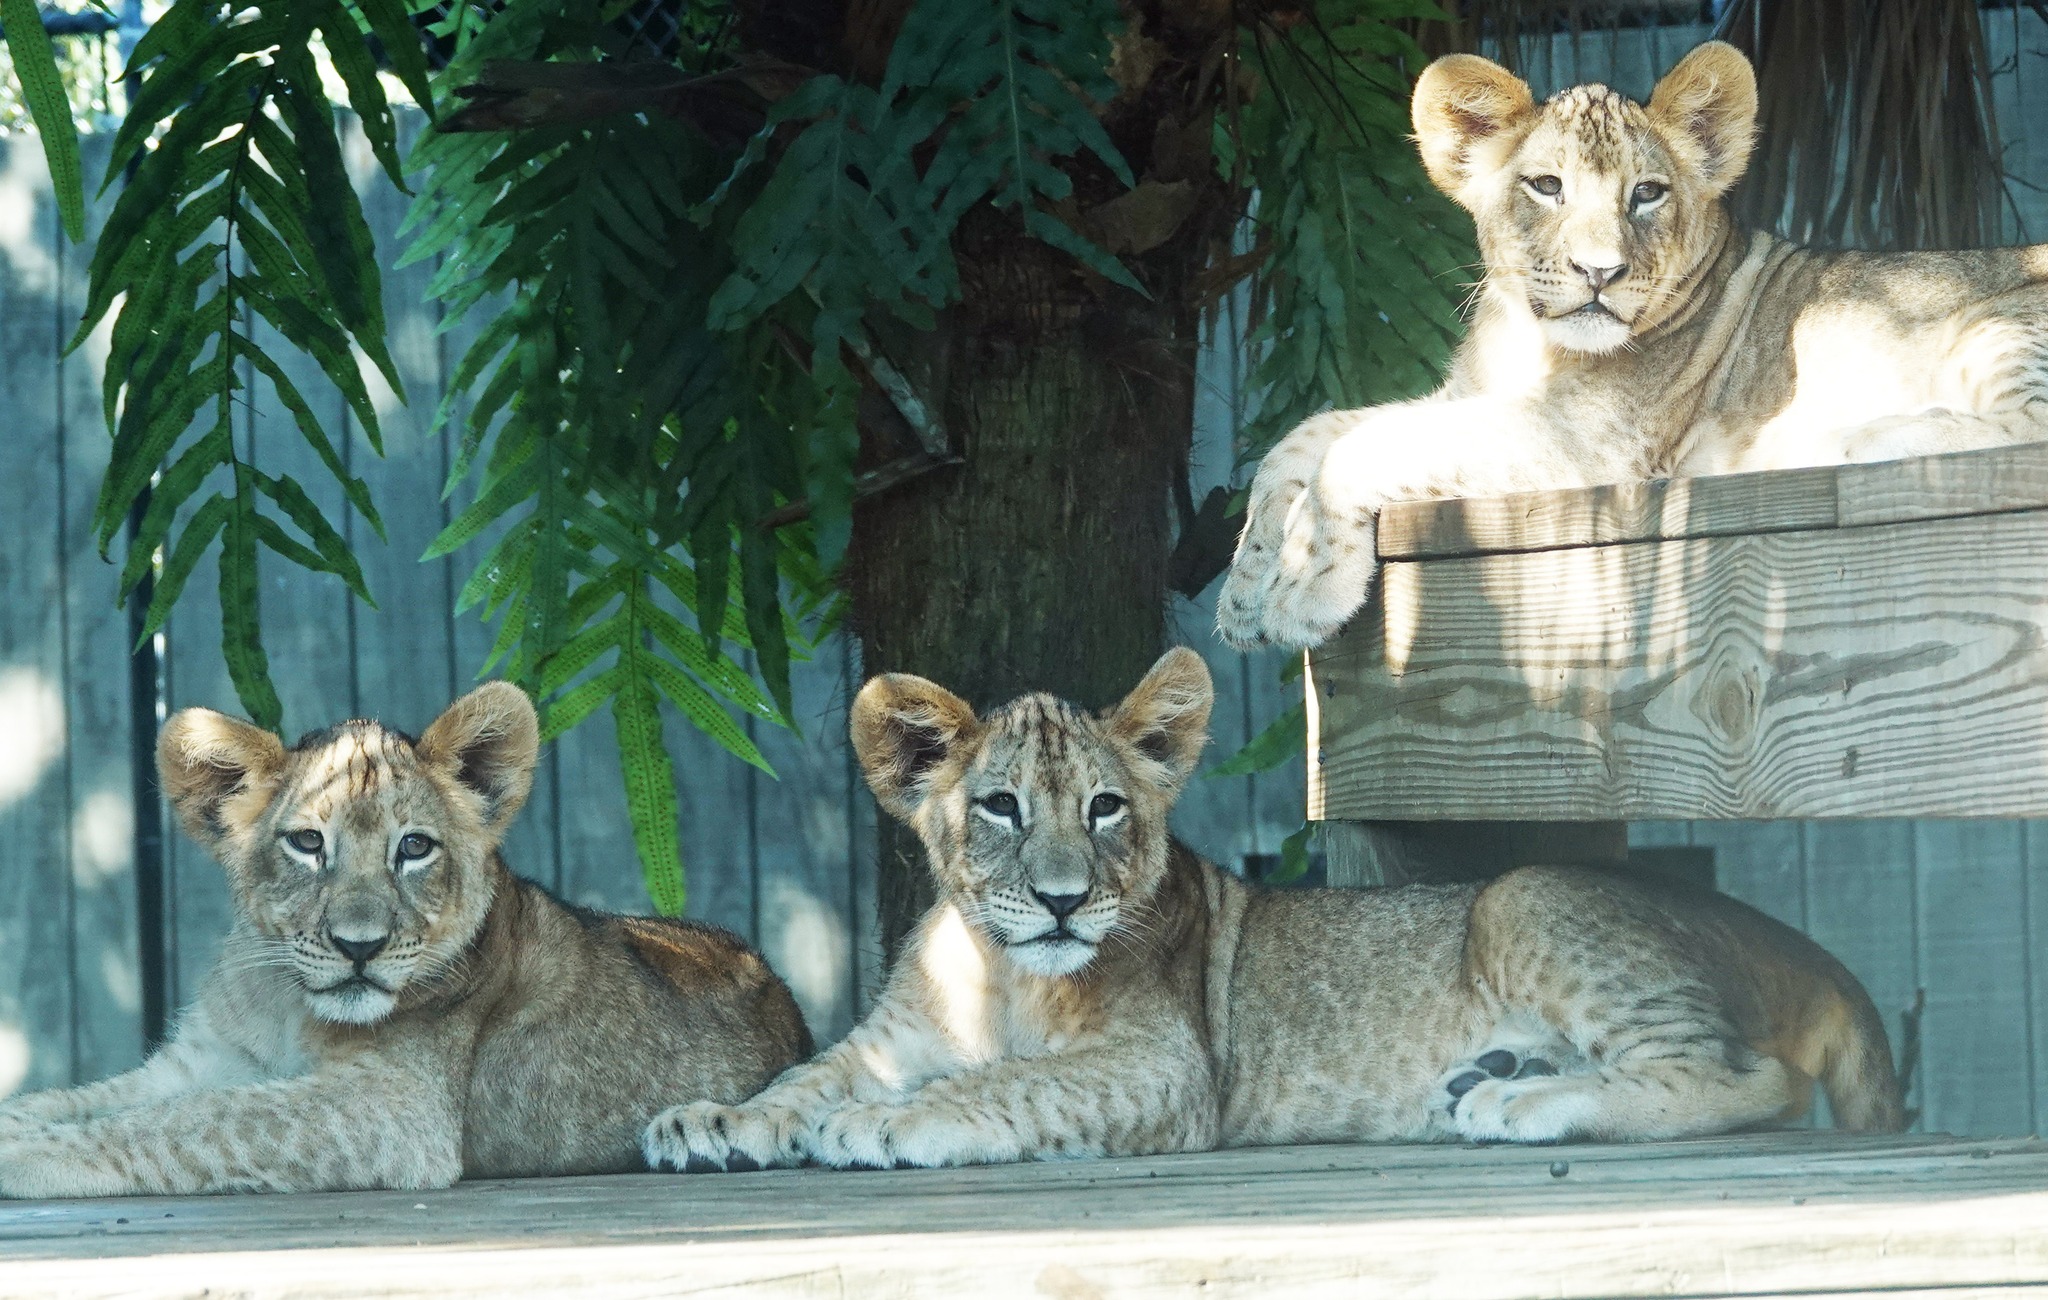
[79,0,432,734]
[0,0,86,240]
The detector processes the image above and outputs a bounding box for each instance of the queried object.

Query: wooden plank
[1915,821,2033,1138]
[5,1135,2048,1298]
[1801,821,1920,1130]
[1311,510,2048,821]
[343,111,459,728]
[244,309,355,740]
[1693,822,1805,930]
[437,279,562,892]
[56,132,142,1085]
[1376,464,1840,561]
[0,133,77,1093]
[1838,442,2048,530]
[751,635,858,1042]
[1376,443,2048,563]
[2024,823,2048,1138]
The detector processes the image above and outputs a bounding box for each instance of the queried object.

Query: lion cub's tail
[1809,973,1906,1133]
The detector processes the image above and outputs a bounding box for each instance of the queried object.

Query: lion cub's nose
[1033,890,1089,921]
[1571,260,1629,292]
[330,933,389,968]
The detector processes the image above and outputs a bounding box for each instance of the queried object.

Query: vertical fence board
[752,636,858,1042]
[2023,823,2048,1136]
[0,134,76,1093]
[1915,821,2032,1137]
[1688,822,1805,930]
[345,116,459,730]
[437,279,563,893]
[58,132,141,1083]
[1800,821,1919,1129]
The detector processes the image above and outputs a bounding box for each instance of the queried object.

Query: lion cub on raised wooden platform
[647,650,1900,1170]
[0,683,809,1197]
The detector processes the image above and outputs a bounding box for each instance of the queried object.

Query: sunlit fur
[1221,40,2048,649]
[0,685,809,1197]
[644,651,1902,1173]
[203,719,495,1026]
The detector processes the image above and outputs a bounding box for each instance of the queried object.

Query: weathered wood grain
[1916,821,2033,1137]
[1376,443,2048,562]
[4,1134,2048,1299]
[344,114,460,732]
[56,133,142,1085]
[1800,821,1919,1130]
[752,637,859,1041]
[0,134,77,1092]
[1312,510,2048,821]
[1376,464,1841,560]
[2025,824,2048,1138]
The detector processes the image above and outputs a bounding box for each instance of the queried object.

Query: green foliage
[0,0,87,239]
[1229,0,1476,463]
[1205,1,1477,825]
[79,1,427,732]
[5,0,1475,912]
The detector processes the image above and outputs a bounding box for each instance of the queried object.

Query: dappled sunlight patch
[767,880,848,1030]
[0,145,55,293]
[0,1021,28,1099]
[70,787,131,885]
[0,667,64,810]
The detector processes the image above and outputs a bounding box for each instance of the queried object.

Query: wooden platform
[1309,441,2048,823]
[4,1133,2048,1298]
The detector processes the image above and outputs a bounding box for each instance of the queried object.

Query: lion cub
[0,683,809,1197]
[1223,40,2048,648]
[646,649,1900,1170]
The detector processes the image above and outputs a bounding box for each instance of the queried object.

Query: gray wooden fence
[4,15,2048,1138]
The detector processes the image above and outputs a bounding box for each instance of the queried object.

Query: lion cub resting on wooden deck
[648,649,1900,1170]
[0,683,809,1197]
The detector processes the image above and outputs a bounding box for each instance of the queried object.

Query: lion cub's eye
[978,792,1021,823]
[284,829,323,855]
[1525,174,1563,198]
[397,832,437,863]
[1631,180,1669,207]
[1089,793,1126,820]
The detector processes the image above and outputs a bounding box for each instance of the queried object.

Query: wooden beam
[1376,441,2048,562]
[1311,506,2048,821]
[5,1134,2048,1298]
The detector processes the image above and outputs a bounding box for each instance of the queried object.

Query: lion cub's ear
[417,682,539,838]
[1108,647,1213,796]
[1412,53,1536,204]
[158,709,287,850]
[1648,41,1757,196]
[851,674,980,822]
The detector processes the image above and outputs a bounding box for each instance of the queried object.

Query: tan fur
[644,652,1902,1170]
[0,684,809,1197]
[1221,39,2048,648]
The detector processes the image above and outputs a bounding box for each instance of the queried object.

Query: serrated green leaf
[1207,702,1306,778]
[219,493,283,733]
[139,492,231,643]
[2,0,85,240]
[613,678,684,915]
[538,665,619,742]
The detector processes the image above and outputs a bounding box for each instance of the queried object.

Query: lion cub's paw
[642,1100,806,1174]
[809,1104,1021,1170]
[1450,1074,1600,1145]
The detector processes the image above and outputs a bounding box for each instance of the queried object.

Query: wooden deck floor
[4,1132,2047,1298]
